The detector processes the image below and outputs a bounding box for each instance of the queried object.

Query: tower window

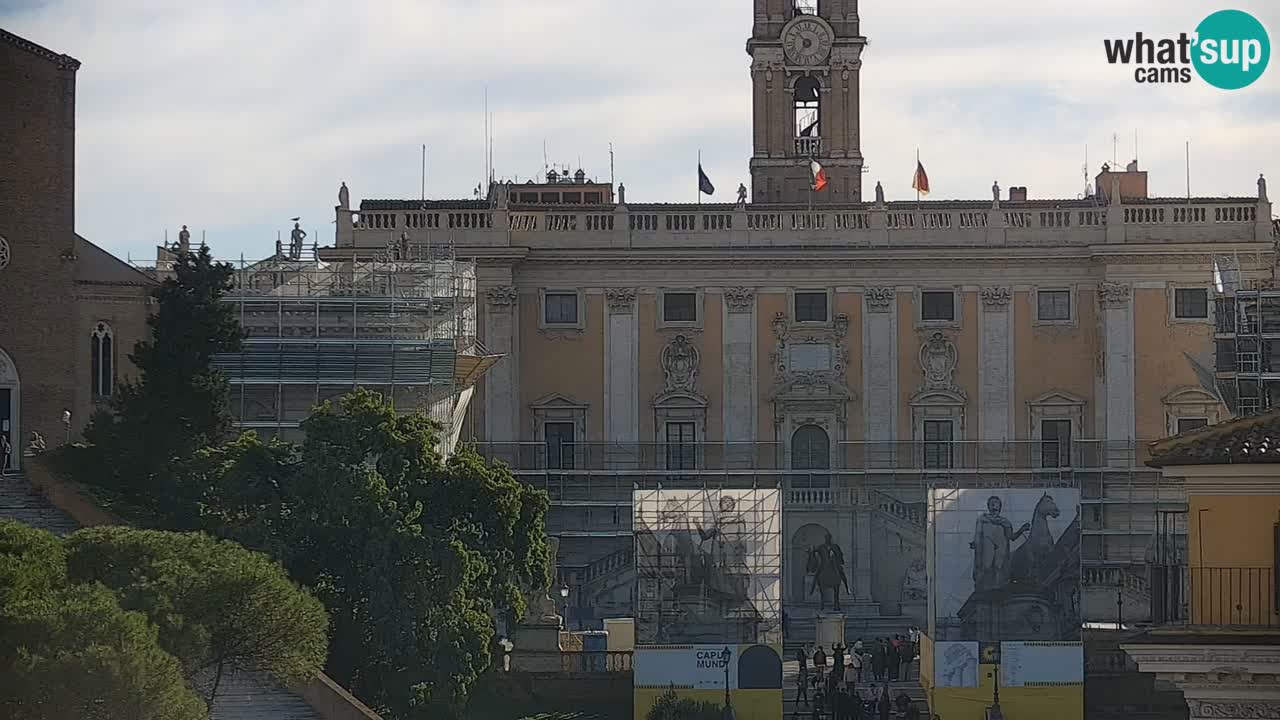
[794,76,821,150]
[794,0,818,14]
[90,322,114,398]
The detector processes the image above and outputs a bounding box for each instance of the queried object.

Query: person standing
[797,659,811,708]
[833,642,846,676]
[814,645,827,680]
[876,684,891,720]
[899,636,915,681]
[888,636,902,682]
[849,646,864,683]
[872,640,886,682]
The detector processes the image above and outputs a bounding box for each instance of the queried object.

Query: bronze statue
[290,223,307,259]
[807,532,849,611]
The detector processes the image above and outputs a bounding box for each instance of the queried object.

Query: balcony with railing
[1151,565,1279,628]
[794,136,822,156]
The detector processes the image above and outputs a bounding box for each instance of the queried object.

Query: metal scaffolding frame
[206,235,491,446]
[634,487,783,646]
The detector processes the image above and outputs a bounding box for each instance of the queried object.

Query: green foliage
[0,522,206,720]
[644,688,724,720]
[64,526,328,705]
[73,245,243,526]
[197,389,552,719]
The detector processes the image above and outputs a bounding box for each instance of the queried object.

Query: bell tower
[747,0,865,204]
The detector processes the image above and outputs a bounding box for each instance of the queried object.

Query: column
[978,287,1013,452]
[723,287,756,468]
[604,289,638,456]
[483,284,519,453]
[1100,282,1135,465]
[863,287,897,466]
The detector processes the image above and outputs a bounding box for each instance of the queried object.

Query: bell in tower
[747,0,866,204]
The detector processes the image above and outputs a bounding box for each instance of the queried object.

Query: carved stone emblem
[606,288,636,314]
[920,332,959,391]
[981,287,1011,310]
[1098,282,1132,309]
[661,335,700,393]
[486,286,518,309]
[866,287,895,312]
[724,287,755,313]
[1188,699,1280,719]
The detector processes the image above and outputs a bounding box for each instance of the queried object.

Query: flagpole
[916,148,921,206]
[698,150,702,207]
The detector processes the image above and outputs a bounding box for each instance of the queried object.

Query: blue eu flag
[699,165,715,196]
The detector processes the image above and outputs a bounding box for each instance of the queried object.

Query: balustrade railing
[560,650,634,673]
[1151,565,1278,627]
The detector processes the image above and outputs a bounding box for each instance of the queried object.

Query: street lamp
[721,646,735,720]
[61,410,71,444]
[498,637,513,672]
[559,586,570,629]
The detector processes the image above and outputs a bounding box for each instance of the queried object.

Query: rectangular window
[544,292,579,325]
[795,291,828,323]
[1041,419,1072,468]
[545,422,576,470]
[923,420,953,469]
[664,421,696,471]
[921,291,955,322]
[1176,417,1209,434]
[1175,288,1209,319]
[1037,290,1072,321]
[663,292,698,323]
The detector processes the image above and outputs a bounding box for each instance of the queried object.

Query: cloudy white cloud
[2,0,1277,262]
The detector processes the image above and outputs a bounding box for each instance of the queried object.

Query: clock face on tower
[782,17,833,66]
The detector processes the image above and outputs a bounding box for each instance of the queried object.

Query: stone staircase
[782,658,927,719]
[0,471,327,720]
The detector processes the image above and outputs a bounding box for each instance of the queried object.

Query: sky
[3,0,1279,262]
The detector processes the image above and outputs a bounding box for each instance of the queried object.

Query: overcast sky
[3,0,1279,262]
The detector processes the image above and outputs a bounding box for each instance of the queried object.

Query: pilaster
[605,288,638,448]
[483,273,519,444]
[1100,282,1135,465]
[862,287,897,466]
[723,287,757,467]
[978,287,1013,448]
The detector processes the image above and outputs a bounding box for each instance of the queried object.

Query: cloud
[2,0,1277,261]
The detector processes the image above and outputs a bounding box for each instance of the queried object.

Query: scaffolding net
[633,487,782,646]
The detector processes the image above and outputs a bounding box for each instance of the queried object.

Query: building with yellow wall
[1124,411,1280,718]
[315,0,1274,662]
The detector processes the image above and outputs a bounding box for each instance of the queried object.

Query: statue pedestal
[814,612,846,650]
[510,621,564,672]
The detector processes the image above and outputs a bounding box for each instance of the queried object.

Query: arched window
[91,322,114,398]
[794,76,821,149]
[791,424,830,488]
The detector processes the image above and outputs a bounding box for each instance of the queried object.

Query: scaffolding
[634,487,782,646]
[1213,251,1279,417]
[206,237,498,453]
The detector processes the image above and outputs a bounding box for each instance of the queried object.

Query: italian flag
[810,160,828,192]
[912,160,930,196]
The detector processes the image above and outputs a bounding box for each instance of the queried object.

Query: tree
[68,245,242,526]
[63,526,328,708]
[204,389,551,719]
[0,583,207,720]
[0,521,206,720]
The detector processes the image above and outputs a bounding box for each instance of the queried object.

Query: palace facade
[319,0,1274,639]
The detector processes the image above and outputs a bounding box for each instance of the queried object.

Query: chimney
[1008,186,1028,202]
[1095,162,1148,203]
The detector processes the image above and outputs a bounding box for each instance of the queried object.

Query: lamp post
[498,637,513,672]
[559,586,570,629]
[721,646,735,720]
[61,410,71,444]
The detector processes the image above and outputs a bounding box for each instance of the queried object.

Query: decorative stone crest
[866,287,895,312]
[724,287,755,313]
[980,287,1011,310]
[605,288,636,314]
[919,332,959,392]
[486,286,518,309]
[661,335,700,393]
[1188,700,1280,719]
[1098,282,1131,308]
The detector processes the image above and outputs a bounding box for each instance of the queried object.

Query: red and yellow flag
[912,161,930,195]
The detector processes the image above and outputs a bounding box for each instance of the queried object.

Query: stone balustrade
[334,197,1270,253]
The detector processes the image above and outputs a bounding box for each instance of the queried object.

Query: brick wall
[0,36,81,460]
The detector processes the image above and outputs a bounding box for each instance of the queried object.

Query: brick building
[0,28,152,471]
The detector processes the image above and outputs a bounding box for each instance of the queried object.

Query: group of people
[793,630,921,720]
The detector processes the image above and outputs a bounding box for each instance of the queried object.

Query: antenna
[1186,140,1191,199]
[1083,145,1090,198]
[421,144,426,202]
[483,88,489,190]
[543,140,549,174]
[1112,132,1118,166]
[610,143,615,188]
[490,111,495,184]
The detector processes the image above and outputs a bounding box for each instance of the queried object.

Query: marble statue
[290,223,307,259]
[338,181,350,209]
[874,181,885,205]
[618,183,626,205]
[807,533,849,612]
[992,181,1000,204]
[178,225,191,253]
[1260,173,1268,201]
[970,496,1031,592]
[736,183,749,208]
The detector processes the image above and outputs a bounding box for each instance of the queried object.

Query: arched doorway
[791,523,831,605]
[0,348,19,473]
[790,424,830,488]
